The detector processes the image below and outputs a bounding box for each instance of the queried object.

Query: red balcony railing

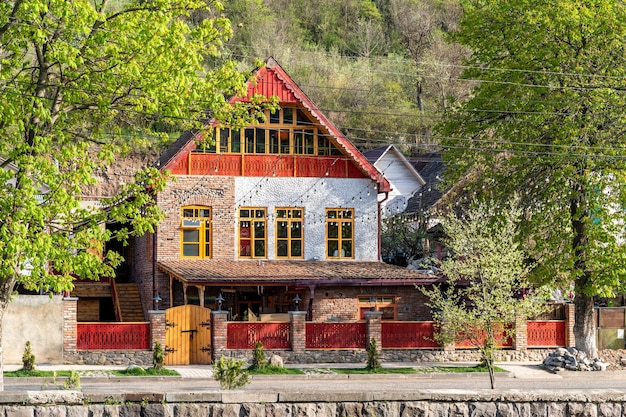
[227,322,290,349]
[77,322,150,350]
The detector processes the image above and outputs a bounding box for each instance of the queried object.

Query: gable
[159,58,390,193]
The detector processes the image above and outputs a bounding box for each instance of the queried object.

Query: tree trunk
[573,287,597,359]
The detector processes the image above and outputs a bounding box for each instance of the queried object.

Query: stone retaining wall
[1,390,626,417]
[225,348,555,365]
[63,350,152,366]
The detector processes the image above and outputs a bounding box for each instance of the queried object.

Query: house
[129,57,442,324]
[362,144,425,219]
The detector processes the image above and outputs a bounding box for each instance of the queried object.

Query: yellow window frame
[275,208,304,259]
[180,206,211,258]
[326,208,354,259]
[238,207,267,258]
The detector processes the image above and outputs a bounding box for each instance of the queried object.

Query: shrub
[22,341,35,371]
[153,340,164,370]
[366,338,381,370]
[63,370,81,390]
[213,356,250,390]
[251,341,266,370]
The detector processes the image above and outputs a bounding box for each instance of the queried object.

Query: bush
[63,370,81,390]
[213,356,250,390]
[22,341,35,371]
[153,340,164,370]
[251,341,266,370]
[366,338,381,370]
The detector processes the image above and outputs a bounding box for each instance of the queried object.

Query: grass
[110,367,179,376]
[332,367,418,374]
[248,365,304,375]
[5,369,74,378]
[5,367,179,377]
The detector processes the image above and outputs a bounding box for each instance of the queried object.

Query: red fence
[227,322,291,349]
[306,322,367,349]
[381,322,440,348]
[77,323,150,350]
[455,326,513,349]
[527,321,566,347]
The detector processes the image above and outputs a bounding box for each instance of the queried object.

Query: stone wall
[1,390,626,417]
[62,350,153,366]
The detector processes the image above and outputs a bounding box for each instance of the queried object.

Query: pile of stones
[543,347,608,372]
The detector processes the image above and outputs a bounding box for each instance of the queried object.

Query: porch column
[212,310,229,360]
[62,297,78,360]
[148,310,166,349]
[565,303,575,347]
[198,286,205,307]
[514,314,527,351]
[290,311,307,353]
[365,311,383,350]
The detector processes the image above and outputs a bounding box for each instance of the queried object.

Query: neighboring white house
[363,145,425,218]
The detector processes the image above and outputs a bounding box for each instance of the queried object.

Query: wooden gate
[164,305,212,365]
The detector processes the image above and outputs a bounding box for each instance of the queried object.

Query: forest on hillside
[205,0,470,157]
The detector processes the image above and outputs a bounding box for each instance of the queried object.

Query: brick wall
[312,286,434,322]
[156,176,235,262]
[62,297,78,356]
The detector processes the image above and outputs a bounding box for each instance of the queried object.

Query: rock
[269,354,284,368]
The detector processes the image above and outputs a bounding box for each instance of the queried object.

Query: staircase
[114,283,145,322]
[71,281,112,298]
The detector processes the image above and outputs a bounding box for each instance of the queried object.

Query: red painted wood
[226,322,290,349]
[305,322,366,349]
[381,322,440,348]
[527,321,566,347]
[77,323,150,350]
[455,326,513,349]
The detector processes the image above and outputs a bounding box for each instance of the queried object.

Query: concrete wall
[3,295,63,364]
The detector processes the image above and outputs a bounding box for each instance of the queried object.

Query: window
[239,208,266,258]
[181,206,211,258]
[326,209,354,259]
[358,296,397,320]
[202,107,344,156]
[275,208,303,258]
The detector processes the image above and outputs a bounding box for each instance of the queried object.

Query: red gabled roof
[158,57,391,193]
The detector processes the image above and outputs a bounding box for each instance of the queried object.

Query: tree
[0,0,264,390]
[437,0,626,359]
[422,198,546,389]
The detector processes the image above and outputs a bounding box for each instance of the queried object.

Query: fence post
[290,311,307,353]
[365,311,383,350]
[62,297,78,362]
[514,314,527,351]
[148,310,166,350]
[211,311,229,360]
[565,303,575,347]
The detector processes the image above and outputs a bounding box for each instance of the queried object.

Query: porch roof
[157,260,444,287]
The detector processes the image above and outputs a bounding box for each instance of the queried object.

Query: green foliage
[247,366,303,375]
[153,340,164,370]
[366,338,381,370]
[21,341,35,372]
[422,198,547,389]
[63,371,81,390]
[251,341,267,370]
[213,356,250,390]
[437,0,626,357]
[111,367,179,377]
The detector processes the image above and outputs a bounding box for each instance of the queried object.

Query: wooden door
[165,305,212,365]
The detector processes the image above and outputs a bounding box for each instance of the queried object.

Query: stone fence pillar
[148,310,166,350]
[565,303,575,347]
[211,311,228,360]
[365,311,383,350]
[289,311,307,353]
[62,297,78,359]
[514,314,527,351]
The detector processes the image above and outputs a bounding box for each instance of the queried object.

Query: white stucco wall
[235,177,379,261]
[3,295,63,364]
